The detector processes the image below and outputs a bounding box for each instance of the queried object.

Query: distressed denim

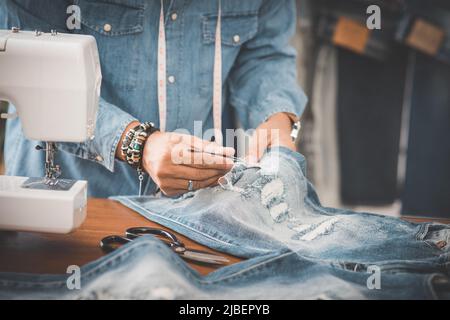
[0,236,449,300]
[0,0,307,197]
[113,147,450,267]
[1,147,449,299]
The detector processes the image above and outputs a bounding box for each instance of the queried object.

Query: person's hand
[245,112,297,164]
[142,131,235,196]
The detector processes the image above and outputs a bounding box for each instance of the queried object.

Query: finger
[168,135,235,169]
[177,134,235,157]
[178,150,235,170]
[190,175,221,190]
[162,175,221,191]
[246,129,271,164]
[245,136,261,165]
[170,165,228,181]
[160,188,187,197]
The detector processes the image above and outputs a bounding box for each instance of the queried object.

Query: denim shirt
[0,0,307,197]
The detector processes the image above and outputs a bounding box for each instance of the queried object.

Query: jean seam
[204,251,295,284]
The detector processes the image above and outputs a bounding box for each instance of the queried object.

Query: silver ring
[187,180,194,191]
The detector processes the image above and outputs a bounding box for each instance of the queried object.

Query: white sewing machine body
[0,176,87,233]
[0,29,100,141]
[0,29,101,233]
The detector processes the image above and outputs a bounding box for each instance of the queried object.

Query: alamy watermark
[66,5,81,30]
[366,265,381,290]
[66,265,81,290]
[169,121,281,170]
[366,5,381,30]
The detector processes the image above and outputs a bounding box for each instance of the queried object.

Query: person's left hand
[245,112,297,164]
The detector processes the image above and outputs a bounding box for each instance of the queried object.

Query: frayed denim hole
[330,261,368,273]
[264,196,282,208]
[218,162,249,192]
[289,223,315,240]
[239,175,275,201]
[291,217,339,242]
[260,178,283,205]
[422,224,450,251]
[172,191,196,203]
[240,174,291,223]
[269,203,289,223]
[219,161,292,222]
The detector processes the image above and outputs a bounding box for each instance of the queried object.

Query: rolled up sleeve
[228,0,307,130]
[57,97,137,172]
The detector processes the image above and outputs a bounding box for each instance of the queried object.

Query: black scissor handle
[100,235,132,253]
[125,227,184,247]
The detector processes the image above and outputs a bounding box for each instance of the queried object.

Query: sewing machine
[0,28,101,233]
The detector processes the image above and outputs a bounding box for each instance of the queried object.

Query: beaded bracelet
[120,123,140,159]
[121,122,159,195]
[124,122,158,169]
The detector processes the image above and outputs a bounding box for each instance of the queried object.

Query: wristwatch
[290,120,301,142]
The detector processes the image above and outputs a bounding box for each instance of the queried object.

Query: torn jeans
[0,147,449,299]
[1,236,449,300]
[113,147,450,265]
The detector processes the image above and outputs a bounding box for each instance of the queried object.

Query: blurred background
[0,101,5,176]
[0,0,449,218]
[294,0,450,218]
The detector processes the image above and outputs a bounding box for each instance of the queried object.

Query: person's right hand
[142,131,235,196]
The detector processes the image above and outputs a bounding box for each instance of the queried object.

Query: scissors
[100,227,230,266]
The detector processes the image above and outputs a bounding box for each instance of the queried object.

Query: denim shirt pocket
[202,11,258,47]
[73,0,145,91]
[74,0,144,36]
[199,11,258,96]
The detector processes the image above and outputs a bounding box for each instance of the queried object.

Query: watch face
[291,121,301,141]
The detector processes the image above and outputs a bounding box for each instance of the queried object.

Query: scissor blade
[180,250,230,265]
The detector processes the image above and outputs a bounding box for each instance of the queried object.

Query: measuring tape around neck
[157,0,223,145]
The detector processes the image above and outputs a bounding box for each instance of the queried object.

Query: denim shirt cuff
[104,116,137,172]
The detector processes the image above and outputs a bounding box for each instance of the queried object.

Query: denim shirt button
[103,24,112,32]
[171,13,178,21]
[95,155,104,162]
[168,75,176,84]
[233,34,240,43]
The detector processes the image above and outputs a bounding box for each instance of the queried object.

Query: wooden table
[0,199,448,276]
[0,198,242,276]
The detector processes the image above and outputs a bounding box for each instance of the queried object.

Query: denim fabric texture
[0,147,449,299]
[113,147,450,264]
[1,236,449,300]
[0,0,307,197]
